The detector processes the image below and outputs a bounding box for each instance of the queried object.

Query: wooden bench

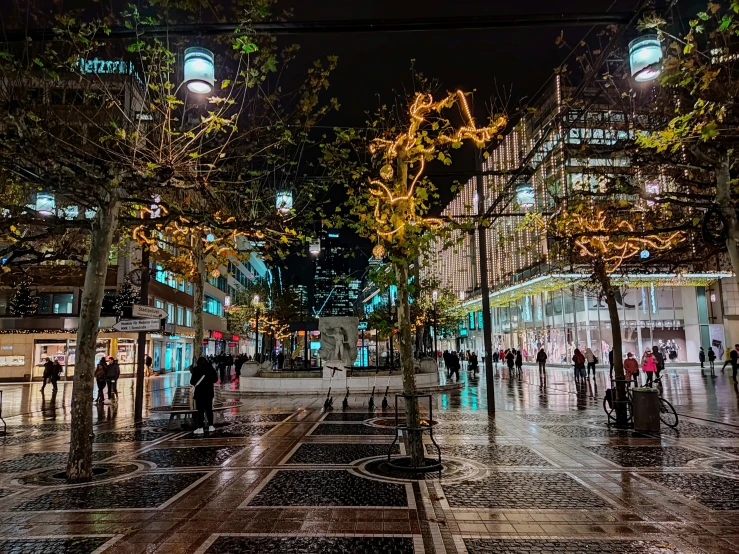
[150,386,243,431]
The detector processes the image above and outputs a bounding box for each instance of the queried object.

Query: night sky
[277,0,645,284]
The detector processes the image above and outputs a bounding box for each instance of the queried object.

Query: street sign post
[113,318,162,332]
[131,304,168,319]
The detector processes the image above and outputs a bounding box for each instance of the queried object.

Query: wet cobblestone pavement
[0,364,739,552]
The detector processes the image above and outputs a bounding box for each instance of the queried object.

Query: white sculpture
[318,316,359,367]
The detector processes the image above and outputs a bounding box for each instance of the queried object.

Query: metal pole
[255,307,260,361]
[134,244,149,422]
[476,153,496,414]
[433,304,438,358]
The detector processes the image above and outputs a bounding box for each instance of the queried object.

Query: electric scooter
[324,366,342,410]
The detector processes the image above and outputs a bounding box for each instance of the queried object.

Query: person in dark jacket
[505,349,515,372]
[191,357,219,434]
[608,348,614,380]
[514,350,523,377]
[41,358,54,393]
[51,360,63,392]
[652,345,665,384]
[492,350,499,370]
[731,345,739,381]
[468,351,478,373]
[277,350,285,370]
[708,346,716,374]
[105,358,120,402]
[94,363,106,403]
[536,348,548,375]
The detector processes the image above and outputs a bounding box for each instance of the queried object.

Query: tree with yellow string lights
[327,86,506,467]
[547,200,687,425]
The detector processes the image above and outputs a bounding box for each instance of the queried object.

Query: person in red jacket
[624,352,640,387]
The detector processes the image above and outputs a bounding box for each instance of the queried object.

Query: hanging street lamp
[183,47,215,94]
[276,191,293,215]
[629,35,662,83]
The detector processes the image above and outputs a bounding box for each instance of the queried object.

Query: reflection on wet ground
[0,364,737,553]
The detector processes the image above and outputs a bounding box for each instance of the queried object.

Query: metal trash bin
[632,388,660,433]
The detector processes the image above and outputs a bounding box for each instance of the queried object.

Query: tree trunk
[595,263,628,426]
[395,259,425,466]
[192,234,206,360]
[66,189,120,481]
[716,151,739,288]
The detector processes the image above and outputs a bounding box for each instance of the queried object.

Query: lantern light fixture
[309,240,321,256]
[432,289,438,303]
[276,191,293,215]
[252,294,260,305]
[629,35,662,83]
[183,47,215,94]
[640,249,650,259]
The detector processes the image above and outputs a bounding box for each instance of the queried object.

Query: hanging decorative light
[35,192,55,216]
[309,239,321,256]
[276,191,293,215]
[629,35,662,83]
[515,183,535,208]
[183,47,215,94]
[372,243,386,259]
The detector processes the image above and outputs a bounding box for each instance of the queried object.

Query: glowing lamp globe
[184,47,215,94]
[640,249,650,259]
[629,35,662,83]
[309,240,321,256]
[372,244,385,259]
[276,191,293,214]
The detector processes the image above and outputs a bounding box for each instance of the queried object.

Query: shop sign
[231,334,240,341]
[202,340,209,345]
[228,342,238,347]
[211,330,223,340]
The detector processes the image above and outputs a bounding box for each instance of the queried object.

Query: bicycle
[603,378,678,429]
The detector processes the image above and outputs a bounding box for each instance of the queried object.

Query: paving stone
[323,412,377,421]
[519,412,597,423]
[15,472,206,511]
[442,472,611,509]
[659,421,739,438]
[640,472,739,510]
[18,463,138,486]
[93,430,167,443]
[205,536,414,554]
[248,469,407,506]
[226,413,292,423]
[0,489,15,499]
[427,444,550,466]
[433,412,492,421]
[464,538,683,553]
[587,446,703,467]
[311,423,395,436]
[540,424,633,438]
[7,423,73,433]
[0,451,113,473]
[0,537,110,553]
[0,432,57,446]
[286,443,399,464]
[717,447,739,456]
[183,423,274,439]
[134,446,244,467]
[433,422,509,436]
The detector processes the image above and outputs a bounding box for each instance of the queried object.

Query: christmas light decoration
[372,244,386,259]
[368,90,507,243]
[569,210,683,273]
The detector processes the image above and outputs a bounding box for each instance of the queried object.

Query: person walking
[234,354,245,381]
[145,354,153,377]
[584,347,597,380]
[731,344,739,381]
[515,349,523,377]
[191,357,219,435]
[448,352,461,382]
[505,349,515,375]
[641,349,657,387]
[624,352,640,387]
[536,347,547,376]
[105,358,120,403]
[492,350,499,371]
[708,347,716,375]
[572,348,585,384]
[226,353,234,380]
[41,358,53,393]
[608,348,614,380]
[699,347,706,370]
[468,351,478,374]
[722,348,732,373]
[652,345,665,384]
[277,350,285,370]
[51,360,63,392]
[95,362,107,404]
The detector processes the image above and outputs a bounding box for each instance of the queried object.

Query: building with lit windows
[422,76,736,364]
[312,231,362,317]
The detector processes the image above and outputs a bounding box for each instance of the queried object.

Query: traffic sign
[132,304,168,319]
[113,318,162,332]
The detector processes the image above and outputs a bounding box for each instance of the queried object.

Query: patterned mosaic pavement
[0,364,738,553]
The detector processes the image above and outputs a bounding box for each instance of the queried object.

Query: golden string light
[369,90,507,243]
[570,210,683,273]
